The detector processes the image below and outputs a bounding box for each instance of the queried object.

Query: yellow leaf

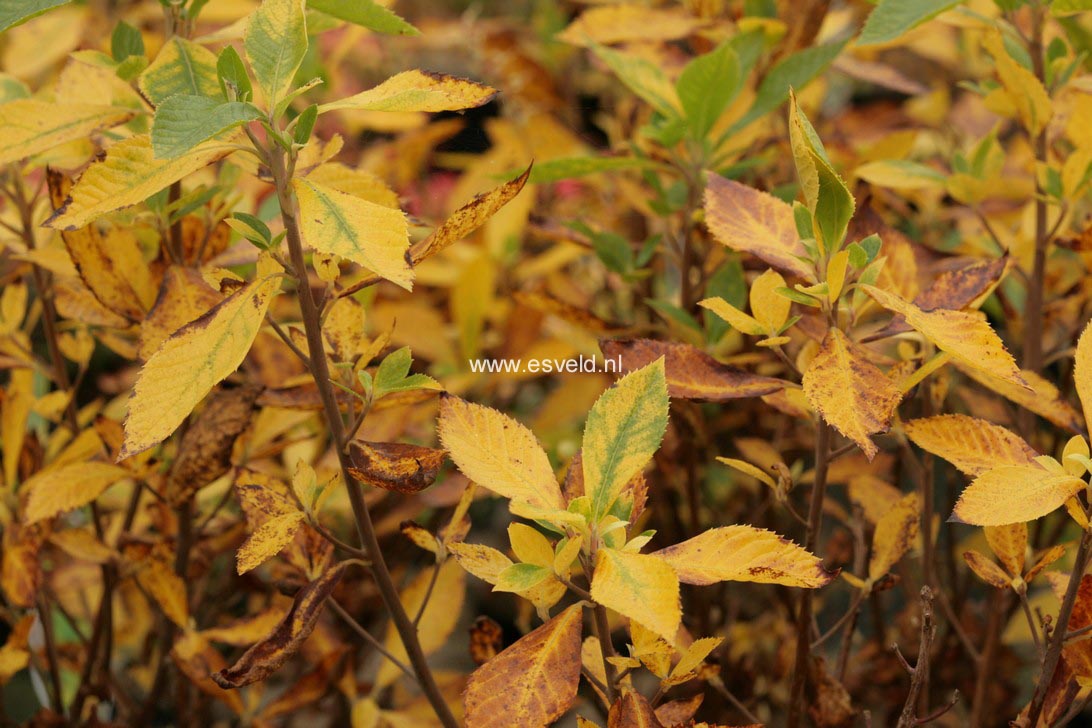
[236,511,305,574]
[293,178,412,290]
[0,100,132,167]
[463,604,583,727]
[868,493,919,581]
[438,395,563,511]
[663,636,722,687]
[983,29,1052,137]
[697,297,763,335]
[903,414,1037,477]
[377,560,465,687]
[1075,320,1092,428]
[952,464,1085,526]
[24,462,130,523]
[862,284,1025,388]
[956,363,1083,434]
[963,550,1010,589]
[985,523,1027,578]
[704,173,815,281]
[802,328,901,460]
[320,69,496,114]
[750,269,790,333]
[827,249,850,302]
[448,541,512,584]
[509,523,555,568]
[556,5,701,46]
[591,549,680,643]
[652,525,832,588]
[45,134,236,230]
[120,256,283,458]
[716,456,777,490]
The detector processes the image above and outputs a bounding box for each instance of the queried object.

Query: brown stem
[896,587,937,728]
[1026,526,1092,726]
[787,418,831,728]
[591,603,620,704]
[266,144,458,728]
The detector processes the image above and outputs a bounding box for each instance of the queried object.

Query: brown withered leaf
[802,329,901,460]
[653,694,703,726]
[607,689,666,728]
[463,604,582,727]
[469,615,504,665]
[601,339,785,402]
[140,267,223,360]
[179,216,231,265]
[808,656,856,727]
[166,384,262,506]
[1,524,43,608]
[347,440,446,494]
[46,168,153,322]
[172,630,246,715]
[212,562,347,688]
[1062,575,1092,678]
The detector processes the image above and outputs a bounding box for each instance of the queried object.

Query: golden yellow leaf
[24,462,130,523]
[802,328,901,460]
[591,549,680,643]
[0,100,132,167]
[320,69,496,114]
[236,511,305,574]
[556,4,701,46]
[903,414,1036,477]
[1075,320,1092,428]
[952,464,1085,526]
[139,558,190,629]
[698,296,763,335]
[45,134,236,230]
[663,636,722,688]
[863,284,1025,388]
[377,560,465,687]
[120,256,282,458]
[985,523,1027,578]
[750,269,790,333]
[437,394,563,511]
[293,178,412,290]
[983,30,1052,137]
[652,525,832,588]
[716,457,777,490]
[827,249,850,302]
[963,550,1010,589]
[956,362,1083,434]
[139,267,224,360]
[306,162,400,208]
[509,523,555,567]
[448,541,512,584]
[848,475,903,524]
[704,174,815,281]
[868,493,919,582]
[463,604,583,727]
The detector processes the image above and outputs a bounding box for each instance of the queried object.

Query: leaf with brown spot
[985,523,1027,578]
[868,493,919,582]
[463,604,582,727]
[347,439,446,494]
[903,414,1036,477]
[703,173,815,281]
[213,562,347,688]
[1062,575,1092,679]
[653,525,833,588]
[802,329,901,460]
[607,689,666,728]
[469,615,504,666]
[653,694,703,727]
[963,550,1010,588]
[914,257,1010,312]
[601,338,785,401]
[166,384,262,506]
[140,267,224,360]
[1,524,43,608]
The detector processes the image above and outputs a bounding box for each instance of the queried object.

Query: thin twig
[896,586,937,728]
[329,600,416,681]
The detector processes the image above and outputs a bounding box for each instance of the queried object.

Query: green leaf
[217,46,253,102]
[0,0,69,33]
[494,563,551,593]
[307,0,419,35]
[373,347,440,399]
[527,156,659,184]
[111,21,144,62]
[293,103,318,145]
[733,40,846,130]
[152,95,261,159]
[858,0,961,46]
[789,96,854,252]
[245,0,308,106]
[582,359,669,521]
[139,37,220,106]
[1054,0,1092,14]
[676,41,741,138]
[588,43,680,118]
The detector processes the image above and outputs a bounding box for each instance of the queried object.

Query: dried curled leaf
[703,173,815,282]
[652,525,833,588]
[903,414,1036,477]
[166,384,262,506]
[438,393,562,510]
[213,562,347,688]
[802,329,901,460]
[952,463,1085,526]
[463,604,582,727]
[600,338,785,401]
[347,439,446,494]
